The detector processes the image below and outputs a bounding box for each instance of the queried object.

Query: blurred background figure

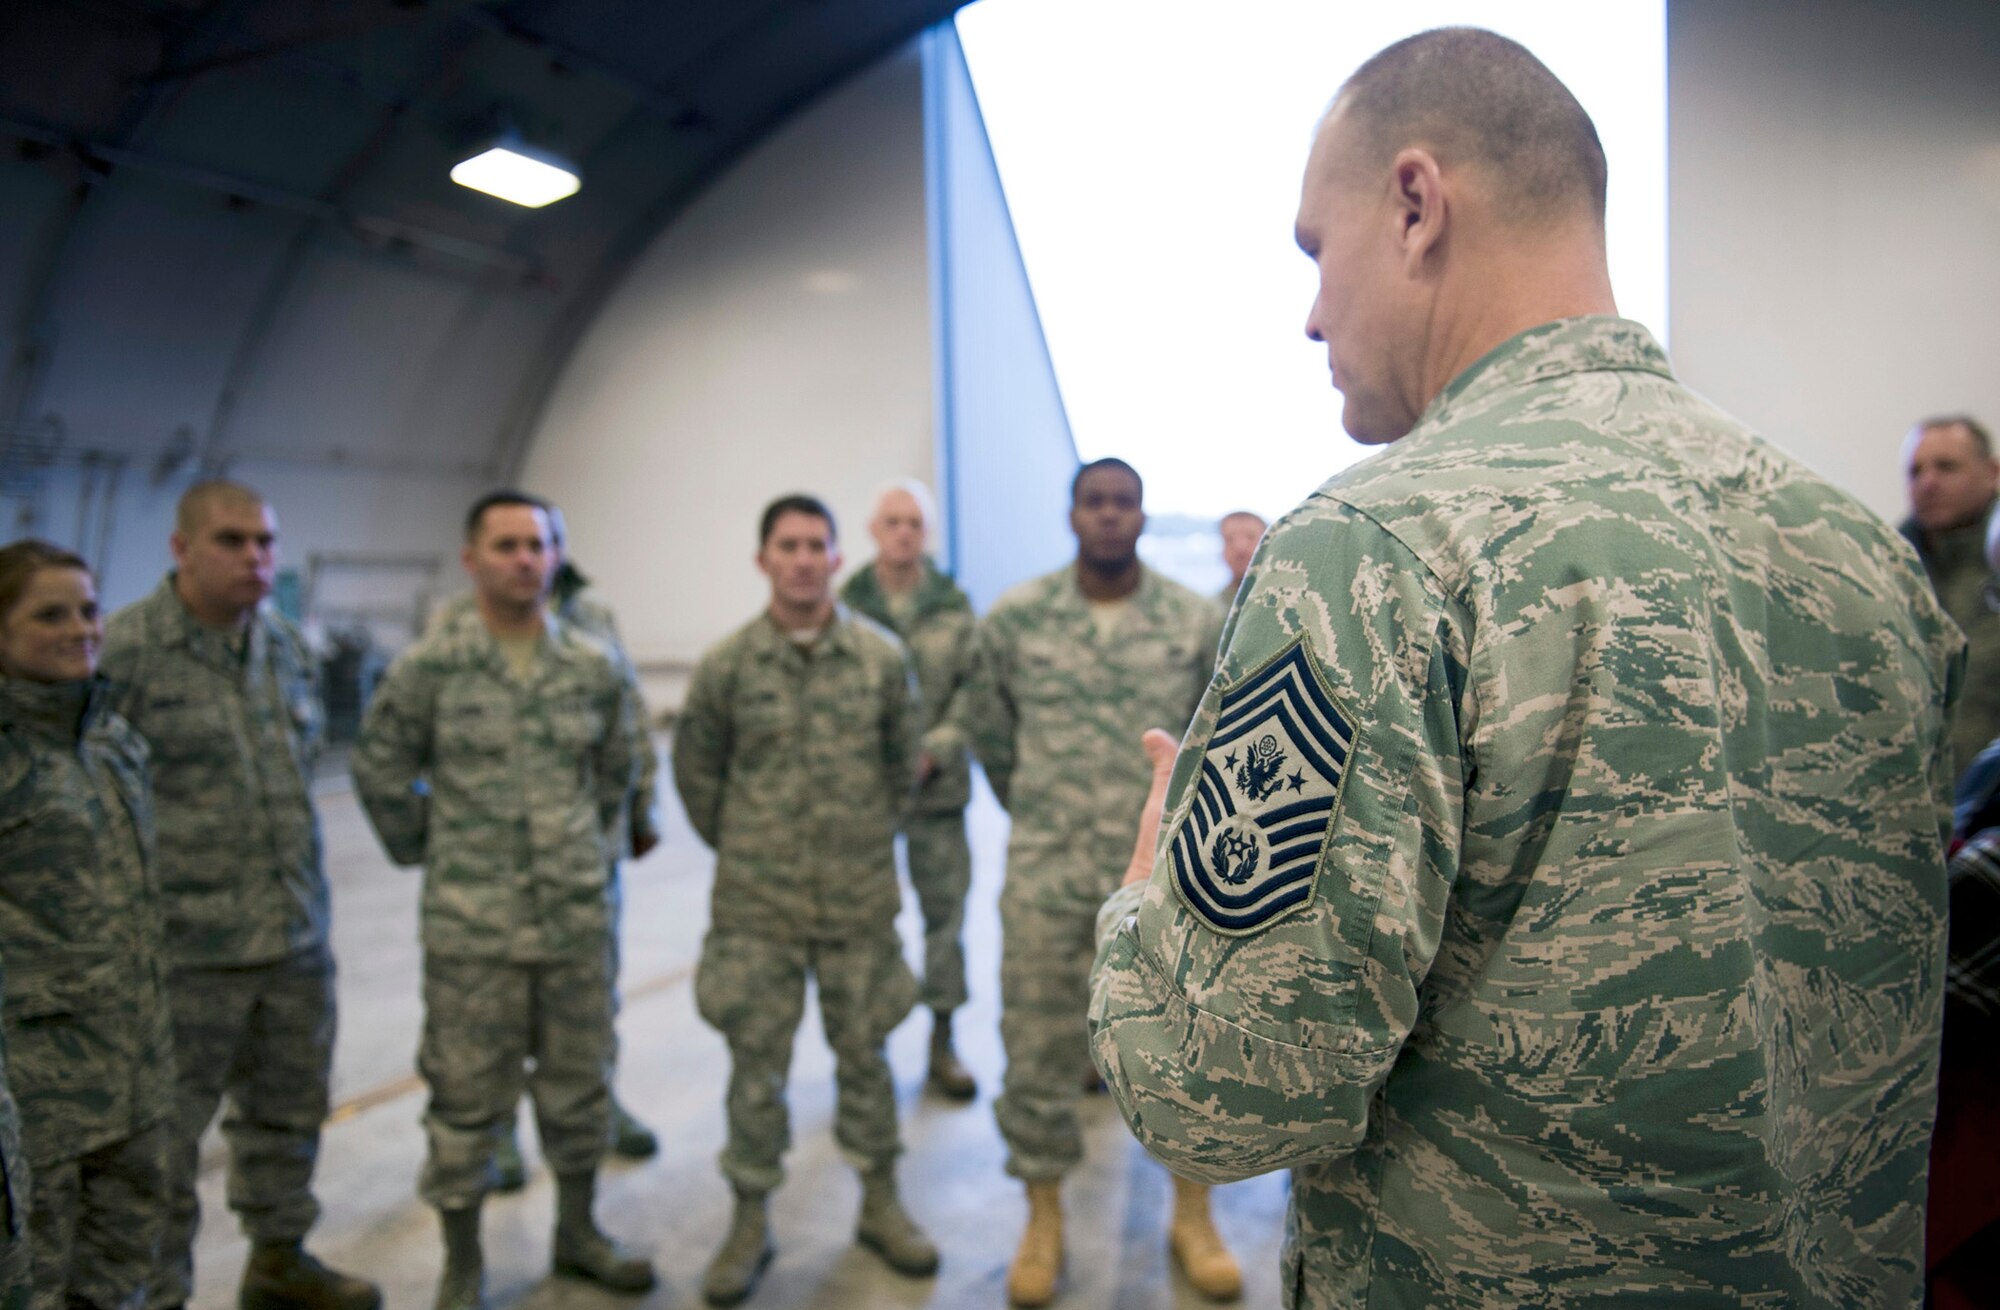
[1901,415,2000,779]
[841,480,983,1101]
[1215,511,1267,607]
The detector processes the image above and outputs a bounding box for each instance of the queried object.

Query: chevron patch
[1170,637,1357,935]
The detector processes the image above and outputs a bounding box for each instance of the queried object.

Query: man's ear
[1390,147,1448,275]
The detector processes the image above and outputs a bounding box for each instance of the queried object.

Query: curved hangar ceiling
[0,0,969,490]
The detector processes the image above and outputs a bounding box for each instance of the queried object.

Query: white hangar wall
[517,43,937,679]
[514,1,2000,697]
[1669,0,2000,524]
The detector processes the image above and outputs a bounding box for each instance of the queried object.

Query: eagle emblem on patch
[1170,637,1357,935]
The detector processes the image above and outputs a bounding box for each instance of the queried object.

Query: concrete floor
[186,740,1289,1309]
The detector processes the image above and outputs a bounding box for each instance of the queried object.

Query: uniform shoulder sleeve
[96,602,150,714]
[671,638,736,849]
[1090,497,1471,1182]
[351,645,439,866]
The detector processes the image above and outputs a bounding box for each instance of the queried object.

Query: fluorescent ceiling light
[450,138,580,208]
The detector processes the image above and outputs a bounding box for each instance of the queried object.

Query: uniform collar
[750,602,864,661]
[1046,562,1176,629]
[150,573,266,670]
[842,557,969,630]
[0,674,104,746]
[1417,315,1676,435]
[440,599,571,682]
[1903,511,1992,576]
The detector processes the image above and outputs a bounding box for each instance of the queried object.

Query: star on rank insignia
[1169,636,1357,935]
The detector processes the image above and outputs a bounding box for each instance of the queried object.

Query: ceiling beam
[0,116,544,277]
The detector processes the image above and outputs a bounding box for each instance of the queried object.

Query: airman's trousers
[996,891,1099,1181]
[155,945,335,1308]
[418,950,614,1209]
[695,929,916,1195]
[30,1121,167,1310]
[904,811,972,1014]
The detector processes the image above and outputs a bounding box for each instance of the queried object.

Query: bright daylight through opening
[955,0,1666,560]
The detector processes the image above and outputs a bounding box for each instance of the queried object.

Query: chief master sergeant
[675,494,937,1306]
[353,491,650,1310]
[101,481,377,1310]
[1088,28,1964,1310]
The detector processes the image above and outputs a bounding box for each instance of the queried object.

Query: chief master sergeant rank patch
[1169,635,1358,935]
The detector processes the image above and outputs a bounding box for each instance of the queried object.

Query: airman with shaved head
[1090,27,1961,1309]
[101,481,378,1310]
[839,479,982,1100]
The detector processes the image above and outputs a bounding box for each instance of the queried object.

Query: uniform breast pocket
[439,702,511,757]
[144,696,233,762]
[735,693,788,750]
[548,700,603,754]
[1013,636,1076,705]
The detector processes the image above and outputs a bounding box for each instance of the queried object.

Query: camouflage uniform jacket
[840,558,977,814]
[1900,512,2000,780]
[430,585,661,852]
[0,677,175,1168]
[970,564,1220,911]
[1090,317,1962,1308]
[352,603,639,962]
[100,576,326,967]
[0,948,26,1299]
[672,606,919,942]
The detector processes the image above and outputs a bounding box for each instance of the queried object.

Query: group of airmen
[0,450,1244,1310]
[0,22,1985,1310]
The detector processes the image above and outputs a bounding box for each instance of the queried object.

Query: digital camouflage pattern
[152,948,335,1307]
[429,581,660,852]
[0,954,25,1310]
[901,812,971,1013]
[417,953,612,1208]
[28,1123,167,1310]
[673,606,920,1194]
[1898,514,2000,782]
[101,577,341,1309]
[100,575,327,967]
[970,565,1222,911]
[352,602,640,962]
[557,587,661,851]
[967,564,1219,1179]
[0,676,174,1308]
[1090,317,1962,1308]
[672,606,920,941]
[693,930,915,1194]
[843,558,978,1012]
[840,557,978,815]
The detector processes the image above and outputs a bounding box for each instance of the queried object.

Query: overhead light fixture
[450,132,580,208]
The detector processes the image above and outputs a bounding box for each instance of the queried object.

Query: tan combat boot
[703,1189,774,1307]
[1168,1175,1242,1301]
[1007,1180,1063,1307]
